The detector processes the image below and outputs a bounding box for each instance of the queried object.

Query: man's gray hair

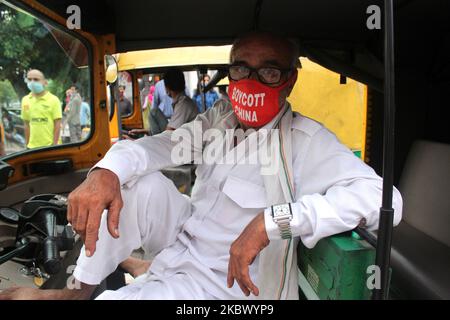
[230,31,301,69]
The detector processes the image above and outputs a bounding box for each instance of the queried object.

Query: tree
[0,3,90,101]
[0,80,18,108]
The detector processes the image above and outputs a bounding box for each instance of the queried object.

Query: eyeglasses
[228,64,293,85]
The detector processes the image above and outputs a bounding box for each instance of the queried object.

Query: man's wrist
[88,167,119,183]
[90,153,131,186]
[264,207,283,240]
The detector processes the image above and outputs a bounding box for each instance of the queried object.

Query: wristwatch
[271,203,293,239]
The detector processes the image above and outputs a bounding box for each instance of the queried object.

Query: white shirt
[94,100,403,299]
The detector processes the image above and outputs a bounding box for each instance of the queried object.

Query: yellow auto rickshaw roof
[116,45,232,71]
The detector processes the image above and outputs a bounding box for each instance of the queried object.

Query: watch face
[273,205,290,218]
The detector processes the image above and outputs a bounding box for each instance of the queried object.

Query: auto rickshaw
[0,0,449,300]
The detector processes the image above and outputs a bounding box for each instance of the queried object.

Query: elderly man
[20,69,62,149]
[0,32,402,300]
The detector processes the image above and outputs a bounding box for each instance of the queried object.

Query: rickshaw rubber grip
[42,210,62,274]
[43,237,61,275]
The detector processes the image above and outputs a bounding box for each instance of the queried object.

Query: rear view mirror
[0,207,19,224]
[137,78,144,91]
[105,55,118,84]
[0,160,14,191]
[105,55,119,121]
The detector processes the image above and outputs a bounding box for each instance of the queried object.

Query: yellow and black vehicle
[109,47,368,197]
[0,0,449,300]
[114,46,367,157]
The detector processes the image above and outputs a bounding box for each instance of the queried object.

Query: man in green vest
[21,69,62,149]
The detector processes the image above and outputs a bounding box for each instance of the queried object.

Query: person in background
[152,78,173,119]
[80,96,90,131]
[127,68,197,137]
[164,68,198,130]
[193,74,219,112]
[20,69,62,149]
[0,122,5,157]
[64,84,82,143]
[1,107,26,148]
[217,85,230,102]
[141,75,159,132]
[139,75,152,110]
[147,75,159,108]
[1,107,13,145]
[139,75,151,131]
[118,85,132,116]
[128,74,190,137]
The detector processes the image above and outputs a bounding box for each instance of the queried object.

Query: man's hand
[119,256,152,278]
[67,168,123,257]
[128,128,148,135]
[227,213,270,297]
[121,133,135,140]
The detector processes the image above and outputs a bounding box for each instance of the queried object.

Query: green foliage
[0,7,40,78]
[0,3,90,102]
[0,80,18,107]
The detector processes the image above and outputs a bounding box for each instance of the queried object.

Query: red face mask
[228,71,297,127]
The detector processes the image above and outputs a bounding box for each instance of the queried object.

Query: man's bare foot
[0,283,96,300]
[119,256,151,278]
[0,287,63,300]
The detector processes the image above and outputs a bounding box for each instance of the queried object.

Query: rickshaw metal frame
[371,0,396,300]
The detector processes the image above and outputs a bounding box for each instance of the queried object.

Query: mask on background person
[27,81,45,94]
[228,71,297,127]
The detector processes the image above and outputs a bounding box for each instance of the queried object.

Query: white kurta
[73,100,402,299]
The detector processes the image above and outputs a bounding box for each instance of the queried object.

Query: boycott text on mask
[228,71,297,127]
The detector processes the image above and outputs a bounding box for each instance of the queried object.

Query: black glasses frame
[228,64,293,85]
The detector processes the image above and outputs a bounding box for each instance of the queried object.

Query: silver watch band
[278,220,292,239]
[271,204,293,239]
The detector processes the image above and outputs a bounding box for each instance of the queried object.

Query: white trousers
[73,172,214,299]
